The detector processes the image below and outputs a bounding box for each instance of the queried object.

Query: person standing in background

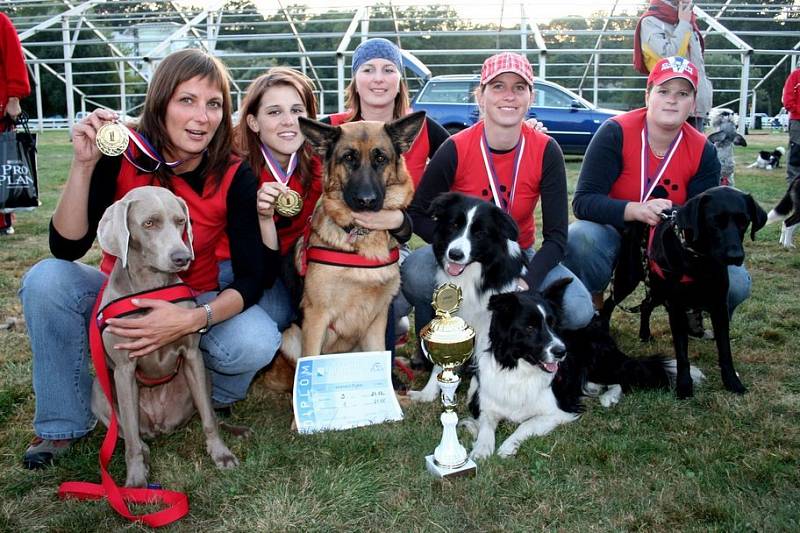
[781,66,800,184]
[0,12,31,235]
[634,0,711,132]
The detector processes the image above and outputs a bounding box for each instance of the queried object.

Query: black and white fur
[767,176,800,248]
[408,193,527,402]
[747,147,785,170]
[462,280,705,459]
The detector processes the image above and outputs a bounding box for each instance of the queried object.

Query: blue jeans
[20,258,281,440]
[563,220,751,316]
[218,259,293,331]
[401,244,595,335]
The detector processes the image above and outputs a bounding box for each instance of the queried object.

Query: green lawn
[1,131,798,532]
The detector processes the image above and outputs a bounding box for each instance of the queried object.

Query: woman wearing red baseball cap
[563,56,751,324]
[402,52,594,344]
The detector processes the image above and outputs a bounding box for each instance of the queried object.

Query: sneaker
[0,226,14,236]
[23,436,74,469]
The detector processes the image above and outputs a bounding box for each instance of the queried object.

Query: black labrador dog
[602,187,767,399]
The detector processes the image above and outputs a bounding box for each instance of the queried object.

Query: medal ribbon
[120,125,188,173]
[640,125,682,202]
[260,143,298,186]
[479,126,524,213]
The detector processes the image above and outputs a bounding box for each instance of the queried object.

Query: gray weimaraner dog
[92,186,237,488]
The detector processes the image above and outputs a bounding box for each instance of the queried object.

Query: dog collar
[97,283,197,386]
[300,246,400,276]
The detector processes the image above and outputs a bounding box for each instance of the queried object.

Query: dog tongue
[541,362,559,373]
[446,262,466,276]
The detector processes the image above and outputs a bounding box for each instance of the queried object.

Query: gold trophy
[419,283,478,478]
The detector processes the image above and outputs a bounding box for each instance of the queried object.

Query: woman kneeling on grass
[563,56,751,325]
[19,49,280,469]
[402,52,595,340]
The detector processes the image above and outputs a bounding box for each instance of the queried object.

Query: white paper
[293,351,404,434]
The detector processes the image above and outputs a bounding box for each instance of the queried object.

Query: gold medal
[275,189,303,218]
[95,122,129,157]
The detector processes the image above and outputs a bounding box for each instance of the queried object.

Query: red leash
[58,282,195,527]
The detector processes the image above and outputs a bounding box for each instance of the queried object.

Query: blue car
[411,74,622,155]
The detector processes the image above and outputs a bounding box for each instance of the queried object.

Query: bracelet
[197,303,213,334]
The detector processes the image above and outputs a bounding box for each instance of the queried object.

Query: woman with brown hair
[19,49,280,468]
[223,66,321,330]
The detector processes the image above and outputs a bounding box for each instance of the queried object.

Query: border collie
[747,147,785,170]
[767,176,800,248]
[408,192,527,402]
[462,280,705,459]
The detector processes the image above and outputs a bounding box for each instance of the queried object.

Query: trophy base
[425,454,477,479]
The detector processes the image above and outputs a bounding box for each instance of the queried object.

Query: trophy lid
[420,283,475,365]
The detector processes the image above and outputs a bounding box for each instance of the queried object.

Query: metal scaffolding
[4,0,800,134]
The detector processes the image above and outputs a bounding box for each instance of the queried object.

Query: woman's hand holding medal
[72,109,121,166]
[257,182,287,219]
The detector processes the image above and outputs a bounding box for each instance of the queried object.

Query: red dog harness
[647,221,694,284]
[298,218,400,276]
[58,282,196,528]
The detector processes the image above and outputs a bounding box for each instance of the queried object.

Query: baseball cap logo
[663,56,694,75]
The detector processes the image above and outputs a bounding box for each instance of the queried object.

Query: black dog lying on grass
[602,187,767,399]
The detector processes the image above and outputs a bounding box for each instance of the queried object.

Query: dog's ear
[97,198,132,268]
[707,131,725,145]
[175,195,195,260]
[384,111,426,155]
[298,117,341,158]
[542,277,572,307]
[745,193,768,241]
[428,192,463,221]
[733,134,747,147]
[677,193,706,243]
[491,204,519,242]
[487,292,519,317]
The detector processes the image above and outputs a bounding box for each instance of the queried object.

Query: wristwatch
[197,303,213,334]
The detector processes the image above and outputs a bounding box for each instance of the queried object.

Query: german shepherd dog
[259,112,425,391]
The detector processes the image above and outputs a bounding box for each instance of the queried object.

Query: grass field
[1,131,798,532]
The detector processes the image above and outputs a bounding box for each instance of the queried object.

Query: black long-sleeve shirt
[49,155,278,309]
[408,136,569,291]
[572,119,720,229]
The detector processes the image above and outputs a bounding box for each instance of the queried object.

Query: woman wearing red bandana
[564,56,750,325]
[633,0,711,130]
[402,52,594,344]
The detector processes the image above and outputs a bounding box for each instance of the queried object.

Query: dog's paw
[125,463,149,488]
[496,439,520,458]
[722,370,747,395]
[408,389,438,403]
[470,441,495,460]
[210,445,239,469]
[599,384,623,408]
[676,379,694,400]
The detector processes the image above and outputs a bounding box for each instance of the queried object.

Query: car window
[417,81,478,104]
[534,84,577,109]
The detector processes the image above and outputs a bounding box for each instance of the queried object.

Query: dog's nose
[448,248,464,262]
[551,345,567,361]
[355,193,380,211]
[170,250,192,268]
